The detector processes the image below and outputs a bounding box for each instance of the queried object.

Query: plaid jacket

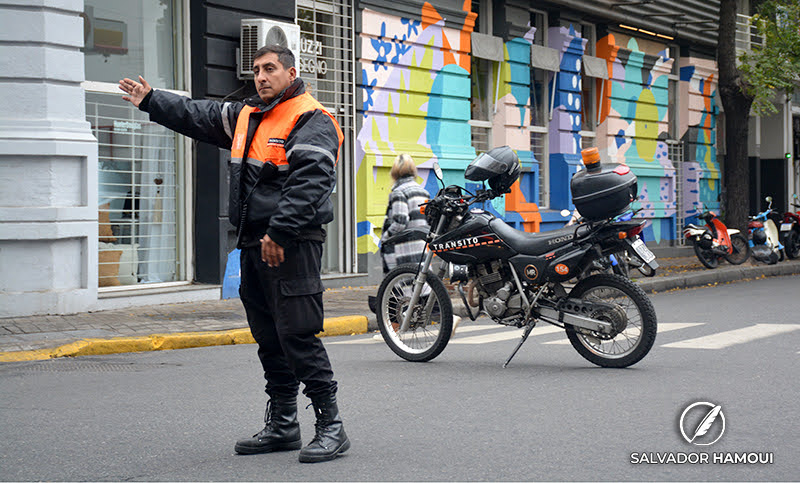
[380,175,430,272]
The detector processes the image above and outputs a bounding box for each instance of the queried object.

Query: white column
[0,0,99,316]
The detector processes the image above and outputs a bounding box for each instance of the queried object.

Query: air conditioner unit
[239,18,301,79]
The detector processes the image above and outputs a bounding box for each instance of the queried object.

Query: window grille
[530,127,548,208]
[470,121,491,155]
[668,140,686,245]
[86,88,186,287]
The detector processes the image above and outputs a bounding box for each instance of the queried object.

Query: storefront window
[82,0,187,287]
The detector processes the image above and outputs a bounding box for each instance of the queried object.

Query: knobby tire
[565,273,657,368]
[375,264,453,362]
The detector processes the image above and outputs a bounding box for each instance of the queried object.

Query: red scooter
[683,211,751,269]
[780,193,800,259]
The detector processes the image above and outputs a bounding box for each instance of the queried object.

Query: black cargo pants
[239,240,337,400]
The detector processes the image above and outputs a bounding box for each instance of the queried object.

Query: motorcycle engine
[475,261,523,320]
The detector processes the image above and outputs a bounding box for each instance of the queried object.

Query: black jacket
[139,79,339,248]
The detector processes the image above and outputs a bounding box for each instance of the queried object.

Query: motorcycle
[779,193,800,259]
[748,196,785,264]
[683,211,750,269]
[375,146,658,368]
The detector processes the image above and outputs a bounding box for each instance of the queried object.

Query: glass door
[297,0,356,275]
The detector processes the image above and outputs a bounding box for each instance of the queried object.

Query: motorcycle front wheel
[693,241,719,269]
[724,233,751,265]
[565,274,657,368]
[375,264,453,362]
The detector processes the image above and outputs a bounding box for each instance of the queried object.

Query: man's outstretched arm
[119,76,151,108]
[118,75,239,149]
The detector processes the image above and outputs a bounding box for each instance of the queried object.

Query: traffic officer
[118,44,349,463]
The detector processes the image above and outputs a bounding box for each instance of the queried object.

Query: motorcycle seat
[489,219,581,256]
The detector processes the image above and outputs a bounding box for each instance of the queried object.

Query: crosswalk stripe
[327,323,500,344]
[543,322,704,345]
[450,325,562,345]
[662,324,800,350]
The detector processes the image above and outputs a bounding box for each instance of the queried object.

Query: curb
[637,261,800,293]
[0,315,368,363]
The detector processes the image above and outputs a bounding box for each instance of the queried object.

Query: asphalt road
[1,276,798,481]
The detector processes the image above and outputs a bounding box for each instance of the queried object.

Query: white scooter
[748,196,785,264]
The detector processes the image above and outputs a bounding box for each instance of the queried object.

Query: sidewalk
[2,255,799,362]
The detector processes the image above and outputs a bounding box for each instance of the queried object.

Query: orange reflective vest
[230,92,343,173]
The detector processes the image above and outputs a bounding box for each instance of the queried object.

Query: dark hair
[253,44,295,69]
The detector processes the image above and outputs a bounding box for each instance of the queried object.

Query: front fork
[399,217,449,332]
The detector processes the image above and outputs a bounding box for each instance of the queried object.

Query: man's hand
[260,235,285,268]
[118,76,152,108]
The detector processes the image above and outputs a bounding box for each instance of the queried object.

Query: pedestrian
[379,153,430,274]
[119,45,349,463]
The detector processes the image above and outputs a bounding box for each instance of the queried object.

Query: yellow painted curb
[0,315,369,363]
[318,315,369,337]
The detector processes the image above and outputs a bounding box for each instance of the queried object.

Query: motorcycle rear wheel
[724,233,751,265]
[565,274,657,368]
[693,240,719,269]
[785,230,800,259]
[376,264,453,362]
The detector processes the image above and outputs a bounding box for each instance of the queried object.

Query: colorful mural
[356,4,542,255]
[595,32,676,243]
[679,57,720,224]
[356,5,720,259]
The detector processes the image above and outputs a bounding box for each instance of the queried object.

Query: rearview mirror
[766,196,773,202]
[433,162,443,181]
[560,209,571,217]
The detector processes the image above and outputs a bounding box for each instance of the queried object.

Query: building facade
[1,0,797,317]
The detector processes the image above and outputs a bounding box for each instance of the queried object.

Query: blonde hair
[390,153,417,180]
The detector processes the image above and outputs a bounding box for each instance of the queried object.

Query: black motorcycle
[375,146,658,368]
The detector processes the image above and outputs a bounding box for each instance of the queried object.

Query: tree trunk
[718,0,755,232]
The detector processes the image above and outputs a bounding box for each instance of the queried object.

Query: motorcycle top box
[570,148,638,221]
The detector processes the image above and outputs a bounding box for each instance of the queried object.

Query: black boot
[234,397,302,454]
[298,394,351,463]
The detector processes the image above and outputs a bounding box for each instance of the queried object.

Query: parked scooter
[779,193,800,259]
[683,211,751,269]
[748,196,785,264]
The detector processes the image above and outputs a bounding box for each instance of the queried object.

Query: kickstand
[503,322,536,368]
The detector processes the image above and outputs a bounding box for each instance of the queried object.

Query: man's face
[252,52,296,103]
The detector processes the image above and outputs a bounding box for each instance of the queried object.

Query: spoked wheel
[693,241,719,269]
[376,264,453,362]
[565,274,657,368]
[724,233,751,265]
